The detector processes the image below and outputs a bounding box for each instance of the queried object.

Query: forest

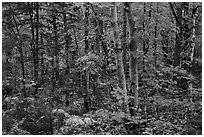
[2,2,202,135]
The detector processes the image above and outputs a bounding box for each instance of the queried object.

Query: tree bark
[63,12,71,75]
[28,2,35,81]
[34,2,39,96]
[189,3,197,102]
[169,2,182,67]
[83,3,91,112]
[112,3,129,113]
[12,48,17,93]
[122,3,128,79]
[125,2,139,115]
[90,3,103,55]
[154,3,158,69]
[142,3,146,70]
[12,13,26,96]
[73,27,79,57]
[84,4,89,53]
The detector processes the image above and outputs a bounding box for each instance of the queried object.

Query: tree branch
[169,2,181,26]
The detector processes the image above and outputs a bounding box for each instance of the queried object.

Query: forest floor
[2,93,202,135]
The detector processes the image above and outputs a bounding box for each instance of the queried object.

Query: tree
[111,3,129,113]
[122,3,128,78]
[125,2,139,114]
[2,2,202,135]
[188,3,201,102]
[169,2,183,67]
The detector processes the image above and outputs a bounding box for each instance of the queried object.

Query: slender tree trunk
[28,2,35,82]
[63,12,71,74]
[83,3,90,112]
[12,48,17,92]
[112,3,129,113]
[99,20,108,57]
[40,34,44,78]
[90,3,108,77]
[73,27,79,57]
[85,70,90,112]
[189,3,196,102]
[142,3,146,71]
[19,42,25,90]
[154,3,158,95]
[12,14,26,96]
[154,3,158,69]
[94,17,100,54]
[50,57,55,135]
[125,2,139,115]
[122,3,128,79]
[34,2,39,96]
[89,3,101,54]
[169,3,183,67]
[142,2,147,119]
[52,6,60,88]
[84,4,89,53]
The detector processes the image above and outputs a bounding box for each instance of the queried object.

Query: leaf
[52,109,66,115]
[84,117,96,125]
[65,116,84,126]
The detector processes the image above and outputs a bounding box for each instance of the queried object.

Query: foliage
[3,96,52,135]
[2,2,202,135]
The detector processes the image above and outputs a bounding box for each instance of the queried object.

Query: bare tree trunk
[125,2,139,115]
[40,34,44,78]
[84,4,89,53]
[154,3,159,96]
[154,3,158,70]
[12,48,17,92]
[112,3,129,113]
[28,2,35,82]
[90,3,108,77]
[12,13,26,96]
[142,2,149,120]
[73,27,79,57]
[63,12,71,74]
[85,70,90,112]
[52,8,59,85]
[189,3,197,102]
[93,15,100,54]
[122,3,128,79]
[169,2,182,67]
[83,3,91,112]
[142,2,146,70]
[34,2,39,97]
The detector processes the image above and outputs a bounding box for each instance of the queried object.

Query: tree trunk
[53,9,59,83]
[142,3,146,71]
[63,12,70,74]
[12,13,26,96]
[84,4,89,53]
[169,2,183,67]
[122,3,128,79]
[112,2,129,113]
[34,2,39,97]
[84,70,90,112]
[73,27,79,57]
[125,2,139,115]
[12,48,17,93]
[189,3,197,102]
[28,2,35,82]
[94,16,100,54]
[90,4,103,55]
[154,3,158,69]
[154,3,158,95]
[83,3,90,112]
[142,2,147,119]
[40,34,45,79]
